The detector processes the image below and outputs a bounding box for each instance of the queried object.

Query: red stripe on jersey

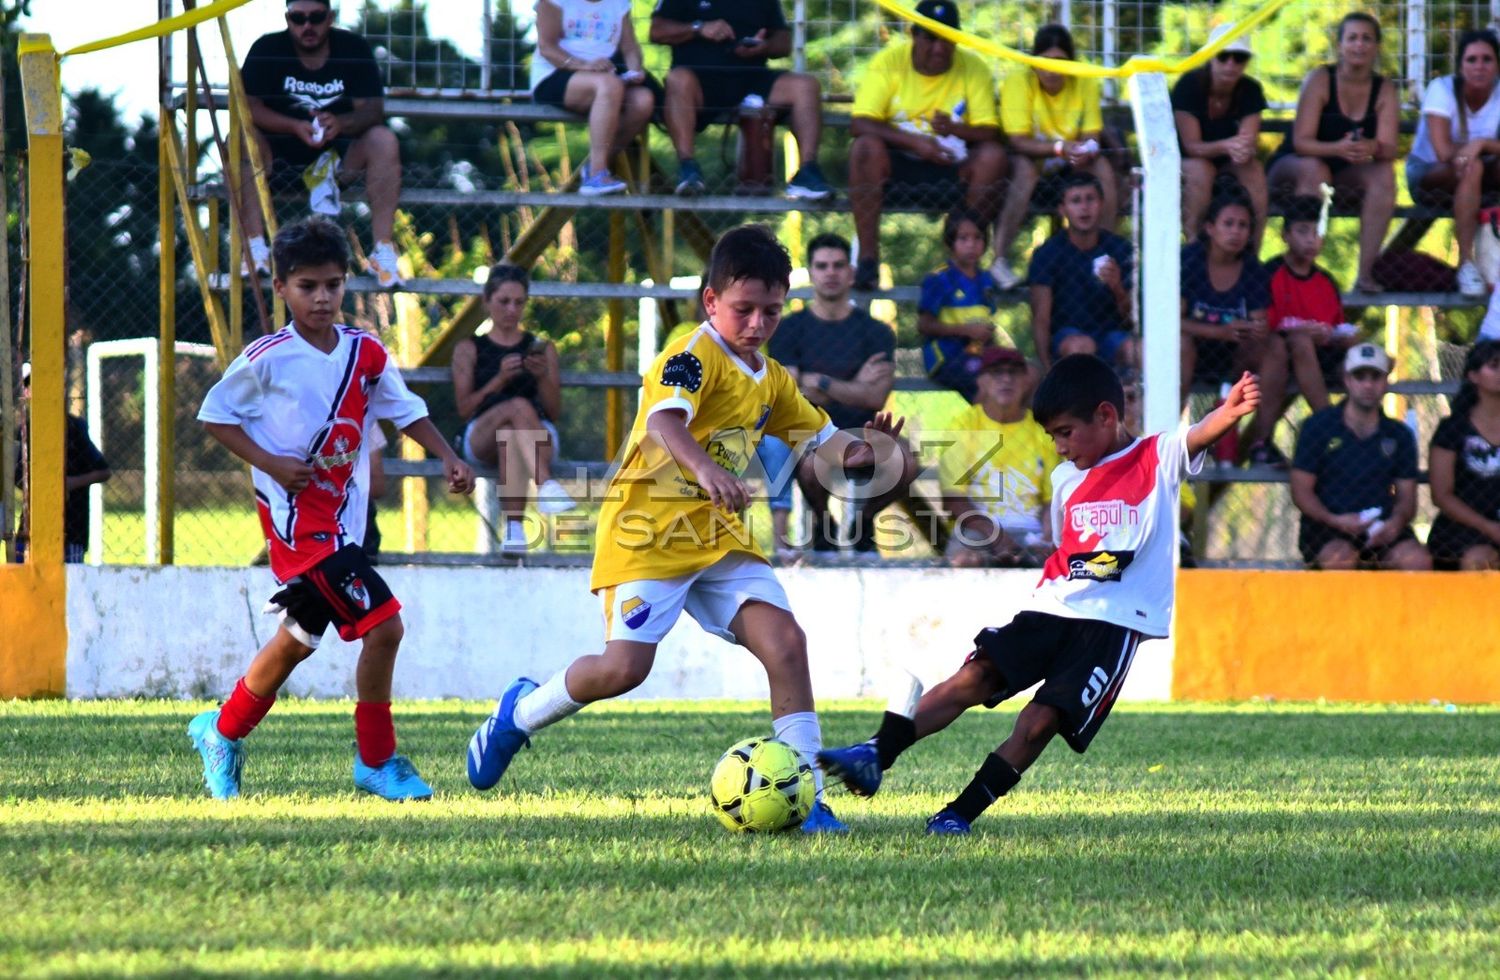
[1041,436,1163,583]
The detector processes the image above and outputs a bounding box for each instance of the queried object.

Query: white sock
[773,710,824,796]
[513,669,584,734]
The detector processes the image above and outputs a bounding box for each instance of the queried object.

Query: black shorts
[686,65,782,130]
[969,612,1144,753]
[267,544,400,647]
[1298,519,1418,567]
[265,132,355,172]
[533,60,665,114]
[886,152,965,210]
[1428,515,1498,566]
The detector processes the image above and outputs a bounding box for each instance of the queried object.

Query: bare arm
[65,469,110,493]
[618,13,645,73]
[529,341,564,422]
[805,353,894,412]
[451,340,494,419]
[1289,467,1369,537]
[647,408,748,511]
[850,116,947,159]
[1030,284,1054,367]
[1185,371,1259,458]
[247,93,316,144]
[399,417,474,494]
[1371,80,1400,160]
[203,421,313,494]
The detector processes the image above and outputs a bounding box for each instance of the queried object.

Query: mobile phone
[738,36,763,46]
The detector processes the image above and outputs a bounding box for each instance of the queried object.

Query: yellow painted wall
[1175,570,1500,702]
[0,563,67,698]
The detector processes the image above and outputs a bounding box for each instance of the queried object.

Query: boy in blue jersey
[917,209,1008,402]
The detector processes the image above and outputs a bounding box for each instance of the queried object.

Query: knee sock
[513,670,584,735]
[217,677,275,740]
[945,752,1021,824]
[872,711,917,770]
[772,710,825,796]
[354,701,397,767]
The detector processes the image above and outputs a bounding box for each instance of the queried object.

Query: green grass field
[3,699,1498,976]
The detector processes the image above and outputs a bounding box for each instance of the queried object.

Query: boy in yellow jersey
[467,225,912,833]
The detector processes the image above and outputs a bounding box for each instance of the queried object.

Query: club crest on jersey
[621,595,651,629]
[660,352,703,392]
[345,576,371,610]
[1067,550,1134,582]
[753,404,771,431]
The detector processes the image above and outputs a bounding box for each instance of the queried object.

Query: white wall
[66,566,1173,701]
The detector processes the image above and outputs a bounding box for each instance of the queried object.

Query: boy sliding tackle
[468,225,915,832]
[821,355,1259,833]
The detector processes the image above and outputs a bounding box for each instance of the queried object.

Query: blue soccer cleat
[817,741,883,798]
[801,799,850,834]
[354,751,433,801]
[187,709,243,800]
[925,810,972,835]
[467,677,538,790]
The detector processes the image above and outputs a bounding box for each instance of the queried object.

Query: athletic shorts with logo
[265,543,401,648]
[967,611,1143,753]
[598,551,790,643]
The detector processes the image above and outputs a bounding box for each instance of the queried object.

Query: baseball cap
[1207,23,1252,56]
[914,0,961,31]
[977,347,1026,372]
[1344,343,1391,374]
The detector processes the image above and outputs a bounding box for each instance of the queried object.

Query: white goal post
[1126,71,1182,439]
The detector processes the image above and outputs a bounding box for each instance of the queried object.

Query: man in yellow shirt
[847,0,1007,291]
[467,225,914,834]
[940,347,1059,566]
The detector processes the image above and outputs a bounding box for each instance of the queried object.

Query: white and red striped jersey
[1027,425,1204,638]
[198,324,428,582]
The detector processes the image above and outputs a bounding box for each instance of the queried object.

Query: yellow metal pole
[163,116,234,367]
[158,107,178,565]
[606,211,626,458]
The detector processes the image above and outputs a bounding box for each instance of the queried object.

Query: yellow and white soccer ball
[709,736,815,833]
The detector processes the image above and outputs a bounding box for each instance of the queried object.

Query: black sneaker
[786,162,833,201]
[1247,440,1289,470]
[675,158,706,197]
[853,257,880,292]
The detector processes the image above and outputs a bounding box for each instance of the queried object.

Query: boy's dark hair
[805,232,852,262]
[706,225,792,295]
[273,216,350,280]
[942,207,989,250]
[1281,195,1323,230]
[1032,353,1126,427]
[1032,23,1076,59]
[1060,170,1104,200]
[483,262,531,300]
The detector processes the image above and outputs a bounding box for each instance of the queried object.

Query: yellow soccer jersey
[591,324,836,591]
[1000,70,1102,142]
[852,41,999,136]
[938,405,1060,535]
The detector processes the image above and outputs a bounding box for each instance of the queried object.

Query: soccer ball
[709,736,815,833]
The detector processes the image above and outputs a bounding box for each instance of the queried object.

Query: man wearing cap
[239,0,407,287]
[847,0,1008,291]
[11,364,111,564]
[1290,344,1431,570]
[1171,23,1269,242]
[939,347,1058,567]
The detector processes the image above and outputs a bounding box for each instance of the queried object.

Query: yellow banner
[868,0,1297,78]
[62,0,255,58]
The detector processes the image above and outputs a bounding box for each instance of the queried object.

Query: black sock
[872,711,916,769]
[945,753,1021,824]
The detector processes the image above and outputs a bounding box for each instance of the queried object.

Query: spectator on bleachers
[1244,195,1362,468]
[649,0,830,200]
[240,0,406,288]
[1173,24,1269,245]
[451,264,577,554]
[941,347,1058,567]
[1266,12,1397,295]
[918,209,1009,402]
[11,363,112,565]
[1180,184,1270,406]
[757,233,900,554]
[1427,339,1500,569]
[991,24,1117,291]
[1408,29,1500,296]
[846,0,1007,292]
[1028,171,1136,370]
[1290,343,1431,570]
[531,0,658,196]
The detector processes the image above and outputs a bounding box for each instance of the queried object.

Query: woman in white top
[1408,29,1500,295]
[531,0,656,195]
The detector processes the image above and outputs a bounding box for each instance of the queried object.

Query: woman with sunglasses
[1408,29,1500,296]
[1172,24,1268,245]
[1267,12,1398,294]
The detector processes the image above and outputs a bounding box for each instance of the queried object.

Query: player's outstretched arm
[1186,371,1260,459]
[400,417,475,494]
[204,421,313,494]
[646,409,749,512]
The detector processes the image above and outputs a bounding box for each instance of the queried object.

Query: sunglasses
[1215,50,1251,64]
[286,9,330,26]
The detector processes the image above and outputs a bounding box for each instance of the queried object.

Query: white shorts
[460,416,560,468]
[598,551,791,644]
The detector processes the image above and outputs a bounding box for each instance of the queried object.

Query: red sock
[217,678,275,740]
[355,701,396,767]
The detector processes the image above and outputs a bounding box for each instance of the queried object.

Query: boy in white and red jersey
[820,354,1259,834]
[189,217,474,802]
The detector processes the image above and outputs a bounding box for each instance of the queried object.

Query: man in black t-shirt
[13,363,111,564]
[649,0,830,200]
[1290,344,1431,570]
[239,0,405,287]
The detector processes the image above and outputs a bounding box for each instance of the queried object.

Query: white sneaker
[366,241,406,289]
[246,235,271,278]
[534,478,577,515]
[988,258,1022,291]
[1458,260,1487,297]
[500,520,528,556]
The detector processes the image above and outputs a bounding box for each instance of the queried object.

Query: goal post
[1126,71,1182,439]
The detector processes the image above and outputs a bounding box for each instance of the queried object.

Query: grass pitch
[2,699,1498,977]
